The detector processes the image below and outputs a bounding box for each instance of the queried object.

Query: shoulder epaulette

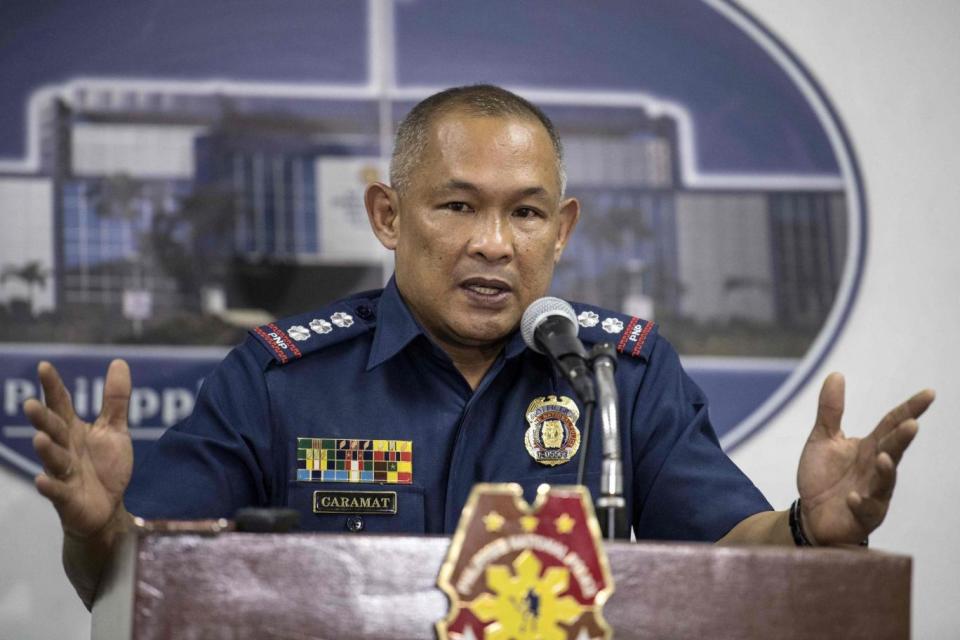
[249,292,380,365]
[568,301,658,361]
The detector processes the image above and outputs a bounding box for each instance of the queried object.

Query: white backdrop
[734,1,960,637]
[1,2,958,638]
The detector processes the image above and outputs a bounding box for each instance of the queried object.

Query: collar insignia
[524,396,581,467]
[287,325,310,341]
[309,318,333,334]
[331,311,354,328]
[577,310,600,327]
[600,317,624,334]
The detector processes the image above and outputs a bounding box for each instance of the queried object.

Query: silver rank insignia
[524,395,581,466]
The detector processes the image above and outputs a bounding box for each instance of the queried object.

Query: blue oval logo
[0,1,864,477]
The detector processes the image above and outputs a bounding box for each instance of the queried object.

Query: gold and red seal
[436,484,614,640]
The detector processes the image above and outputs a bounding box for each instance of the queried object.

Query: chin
[451,318,516,346]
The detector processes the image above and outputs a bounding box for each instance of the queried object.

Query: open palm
[26,360,134,537]
[797,372,934,545]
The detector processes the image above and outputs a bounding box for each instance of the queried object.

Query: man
[26,85,934,607]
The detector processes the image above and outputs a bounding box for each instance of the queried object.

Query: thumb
[812,372,845,438]
[99,359,132,430]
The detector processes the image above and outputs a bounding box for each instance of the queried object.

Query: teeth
[468,285,501,295]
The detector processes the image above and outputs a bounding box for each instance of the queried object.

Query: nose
[467,212,513,263]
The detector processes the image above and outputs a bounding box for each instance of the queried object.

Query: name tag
[313,490,397,515]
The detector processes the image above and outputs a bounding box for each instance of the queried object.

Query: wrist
[62,505,132,610]
[789,498,818,546]
[63,503,132,548]
[789,498,869,548]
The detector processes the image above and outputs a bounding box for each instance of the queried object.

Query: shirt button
[346,515,364,532]
[355,305,374,321]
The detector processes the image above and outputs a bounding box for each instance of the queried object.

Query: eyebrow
[433,179,550,200]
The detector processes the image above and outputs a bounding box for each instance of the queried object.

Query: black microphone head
[521,297,578,353]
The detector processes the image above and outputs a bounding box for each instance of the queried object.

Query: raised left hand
[797,372,934,545]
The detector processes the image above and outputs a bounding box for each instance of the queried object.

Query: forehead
[412,112,561,195]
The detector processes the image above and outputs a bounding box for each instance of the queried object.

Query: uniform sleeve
[629,337,772,541]
[124,337,276,519]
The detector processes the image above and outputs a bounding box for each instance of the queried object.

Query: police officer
[26,85,934,608]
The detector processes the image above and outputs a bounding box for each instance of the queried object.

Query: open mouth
[460,277,513,304]
[466,284,503,295]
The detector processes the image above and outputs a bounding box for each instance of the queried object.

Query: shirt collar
[366,277,423,371]
[503,328,528,360]
[366,276,530,370]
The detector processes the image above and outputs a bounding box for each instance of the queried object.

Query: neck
[394,286,512,389]
[438,339,505,390]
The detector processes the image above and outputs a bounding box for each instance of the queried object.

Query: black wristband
[790,498,870,548]
[789,498,814,546]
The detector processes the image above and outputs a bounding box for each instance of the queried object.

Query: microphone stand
[587,343,627,541]
[530,311,625,540]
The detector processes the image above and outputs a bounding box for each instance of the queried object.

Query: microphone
[521,297,595,405]
[522,298,627,539]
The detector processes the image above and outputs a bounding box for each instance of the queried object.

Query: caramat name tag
[312,490,397,515]
[437,483,614,640]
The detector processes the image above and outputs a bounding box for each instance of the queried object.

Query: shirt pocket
[286,482,426,534]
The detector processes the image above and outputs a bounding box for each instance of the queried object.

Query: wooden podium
[92,523,910,639]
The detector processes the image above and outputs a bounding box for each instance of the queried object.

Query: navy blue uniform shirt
[126,278,771,540]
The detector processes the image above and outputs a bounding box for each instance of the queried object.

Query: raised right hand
[25,359,134,538]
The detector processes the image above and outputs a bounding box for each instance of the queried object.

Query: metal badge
[524,396,581,466]
[313,490,397,514]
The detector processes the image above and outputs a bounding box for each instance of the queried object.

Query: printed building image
[0,177,55,317]
[551,122,847,352]
[0,78,846,355]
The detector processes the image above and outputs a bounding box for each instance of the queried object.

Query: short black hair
[389,84,565,195]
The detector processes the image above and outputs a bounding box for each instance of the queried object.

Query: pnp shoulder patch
[250,297,378,365]
[568,302,657,361]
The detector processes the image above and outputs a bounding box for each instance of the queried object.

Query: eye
[442,201,473,213]
[513,207,543,219]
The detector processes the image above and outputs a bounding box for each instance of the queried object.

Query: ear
[365,182,400,250]
[553,197,581,263]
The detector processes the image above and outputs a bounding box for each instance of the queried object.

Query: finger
[32,431,73,478]
[23,398,70,447]
[99,359,132,430]
[846,491,886,531]
[873,388,936,439]
[877,419,919,464]
[37,361,78,424]
[35,473,71,506]
[813,372,845,438]
[867,452,897,501]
